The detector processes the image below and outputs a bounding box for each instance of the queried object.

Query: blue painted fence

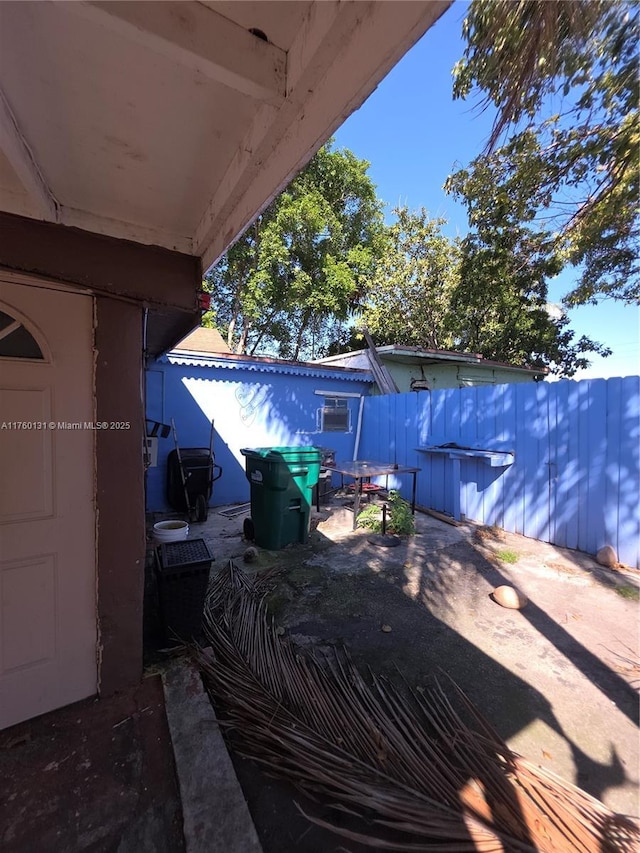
[358,378,640,568]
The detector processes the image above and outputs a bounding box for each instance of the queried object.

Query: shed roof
[317,345,548,377]
[174,327,231,354]
[162,348,374,383]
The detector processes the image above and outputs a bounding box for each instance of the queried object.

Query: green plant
[495,549,519,564]
[357,491,415,536]
[615,585,640,602]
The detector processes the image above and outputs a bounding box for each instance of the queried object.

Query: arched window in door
[0,309,45,360]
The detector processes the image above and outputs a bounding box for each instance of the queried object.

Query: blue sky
[334,3,639,380]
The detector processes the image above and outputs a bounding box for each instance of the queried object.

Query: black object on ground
[243,517,255,541]
[156,538,214,643]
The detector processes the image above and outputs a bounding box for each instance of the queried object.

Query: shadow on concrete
[403,538,637,807]
[175,497,638,852]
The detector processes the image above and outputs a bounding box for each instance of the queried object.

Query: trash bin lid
[240,446,321,459]
[157,538,214,572]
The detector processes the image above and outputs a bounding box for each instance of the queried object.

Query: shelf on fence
[416,445,514,468]
[416,444,514,522]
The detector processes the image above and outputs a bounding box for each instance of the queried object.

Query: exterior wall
[145,359,373,509]
[1,214,202,702]
[387,361,540,392]
[0,212,199,309]
[0,212,201,356]
[95,297,146,694]
[358,378,640,568]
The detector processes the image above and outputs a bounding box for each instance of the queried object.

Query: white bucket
[153,519,189,544]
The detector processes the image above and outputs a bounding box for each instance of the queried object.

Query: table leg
[411,471,417,514]
[353,477,361,530]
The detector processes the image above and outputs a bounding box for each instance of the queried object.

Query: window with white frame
[319,396,350,432]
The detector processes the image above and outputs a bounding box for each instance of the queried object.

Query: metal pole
[353,395,364,461]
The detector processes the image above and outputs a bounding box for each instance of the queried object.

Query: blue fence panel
[584,380,608,556]
[604,378,623,555]
[576,381,591,551]
[380,395,393,466]
[615,376,640,567]
[405,393,421,500]
[549,382,575,547]
[526,383,551,541]
[393,392,411,496]
[564,382,582,550]
[459,387,478,521]
[497,384,519,533]
[362,377,639,567]
[480,385,507,527]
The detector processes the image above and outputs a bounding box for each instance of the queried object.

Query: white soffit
[0,1,450,265]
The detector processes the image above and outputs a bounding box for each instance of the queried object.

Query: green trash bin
[240,446,322,550]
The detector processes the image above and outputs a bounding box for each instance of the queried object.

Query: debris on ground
[193,561,640,853]
[603,641,640,688]
[474,524,507,542]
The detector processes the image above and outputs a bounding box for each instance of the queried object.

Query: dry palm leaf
[194,561,640,852]
[602,641,640,689]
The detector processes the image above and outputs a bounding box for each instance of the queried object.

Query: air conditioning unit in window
[321,397,350,432]
[322,408,349,431]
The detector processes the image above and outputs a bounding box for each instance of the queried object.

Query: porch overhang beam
[0,212,200,313]
[65,0,287,104]
[0,88,59,223]
[196,0,452,271]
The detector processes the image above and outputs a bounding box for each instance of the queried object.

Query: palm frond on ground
[194,561,640,852]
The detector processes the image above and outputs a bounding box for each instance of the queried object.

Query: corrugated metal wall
[145,361,371,510]
[359,377,640,568]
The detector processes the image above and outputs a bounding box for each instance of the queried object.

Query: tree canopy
[448,0,639,306]
[359,207,459,350]
[202,1,635,376]
[360,205,608,376]
[448,207,611,376]
[203,142,383,360]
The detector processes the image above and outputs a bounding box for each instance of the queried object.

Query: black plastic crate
[155,538,214,643]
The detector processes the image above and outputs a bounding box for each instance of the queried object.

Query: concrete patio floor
[0,657,262,853]
[181,494,639,833]
[3,496,637,853]
[0,672,184,853]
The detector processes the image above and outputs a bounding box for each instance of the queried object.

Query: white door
[0,278,96,729]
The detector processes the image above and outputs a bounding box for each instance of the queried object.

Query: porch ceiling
[0,0,450,277]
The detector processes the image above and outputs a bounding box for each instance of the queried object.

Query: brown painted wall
[0,212,200,310]
[95,297,146,694]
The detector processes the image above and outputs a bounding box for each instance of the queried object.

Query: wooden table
[323,461,421,530]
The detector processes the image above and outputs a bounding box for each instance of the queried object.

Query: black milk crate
[155,538,214,643]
